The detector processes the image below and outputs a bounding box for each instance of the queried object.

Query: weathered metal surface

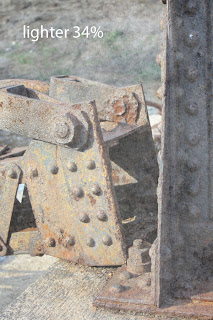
[49,76,147,125]
[156,0,213,309]
[49,76,159,247]
[22,99,126,266]
[0,79,49,94]
[0,85,91,148]
[0,163,21,256]
[8,229,43,256]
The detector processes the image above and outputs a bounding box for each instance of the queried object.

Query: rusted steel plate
[0,79,49,94]
[0,85,91,148]
[0,163,21,256]
[8,229,43,256]
[49,76,147,125]
[24,101,126,266]
[50,76,159,247]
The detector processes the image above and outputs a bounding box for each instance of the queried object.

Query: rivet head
[187,183,200,197]
[176,87,184,100]
[185,102,198,115]
[157,87,163,100]
[189,205,200,217]
[185,0,198,14]
[97,211,107,221]
[176,52,184,65]
[92,184,102,196]
[47,238,56,247]
[7,169,17,179]
[86,160,96,170]
[102,235,112,246]
[50,165,58,174]
[186,132,200,146]
[185,67,199,82]
[186,158,199,172]
[67,162,77,172]
[184,32,199,47]
[119,271,133,281]
[63,236,75,248]
[79,213,90,223]
[31,168,38,177]
[110,284,126,293]
[55,121,70,139]
[0,244,3,252]
[87,237,95,247]
[74,187,84,198]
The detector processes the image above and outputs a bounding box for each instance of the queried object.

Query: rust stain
[87,193,96,206]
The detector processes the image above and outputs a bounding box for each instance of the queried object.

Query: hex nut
[7,169,17,179]
[67,162,77,172]
[87,237,95,247]
[102,235,112,246]
[97,211,107,221]
[86,160,96,170]
[50,165,58,174]
[79,213,90,223]
[92,184,102,196]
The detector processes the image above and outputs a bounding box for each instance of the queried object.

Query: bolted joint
[127,239,151,274]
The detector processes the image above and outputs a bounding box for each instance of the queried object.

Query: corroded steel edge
[157,0,213,308]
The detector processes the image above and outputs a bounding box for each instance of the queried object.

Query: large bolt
[102,235,112,246]
[74,187,84,198]
[92,184,102,196]
[97,211,107,221]
[46,238,56,247]
[127,239,151,274]
[87,237,95,247]
[79,213,90,223]
[86,160,96,170]
[54,121,70,139]
[50,165,58,174]
[7,169,17,179]
[67,162,77,172]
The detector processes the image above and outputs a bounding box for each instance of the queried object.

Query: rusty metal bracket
[0,81,128,266]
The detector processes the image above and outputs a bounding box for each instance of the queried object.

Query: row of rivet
[79,211,107,223]
[30,160,96,177]
[177,0,201,216]
[46,234,112,248]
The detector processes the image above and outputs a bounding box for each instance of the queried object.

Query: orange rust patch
[87,193,96,206]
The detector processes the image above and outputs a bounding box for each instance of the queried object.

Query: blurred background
[0,0,163,313]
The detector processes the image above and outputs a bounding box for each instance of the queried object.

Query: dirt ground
[0,0,163,314]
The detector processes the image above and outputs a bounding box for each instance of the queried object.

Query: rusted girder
[95,0,213,318]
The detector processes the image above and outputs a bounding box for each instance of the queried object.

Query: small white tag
[16,184,25,203]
